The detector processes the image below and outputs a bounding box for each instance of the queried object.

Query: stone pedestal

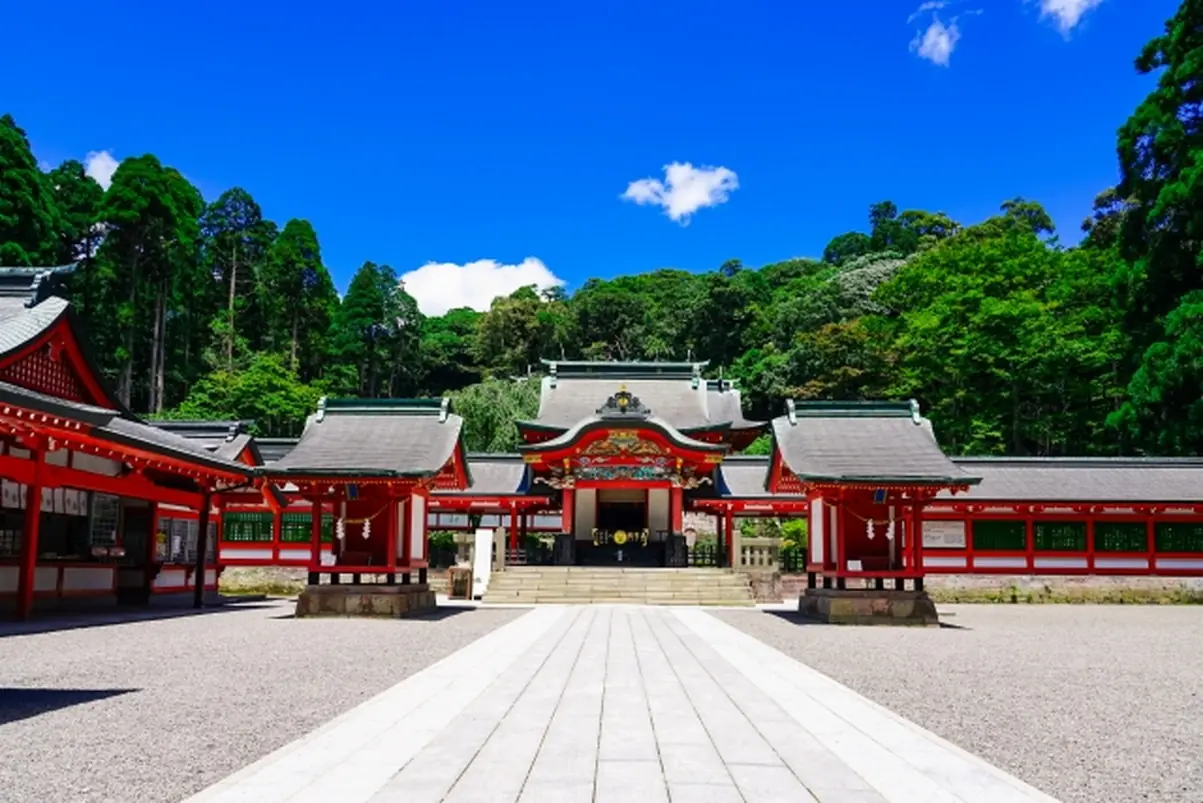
[295,584,437,618]
[798,587,939,626]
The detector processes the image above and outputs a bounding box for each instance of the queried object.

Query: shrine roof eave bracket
[517,416,728,457]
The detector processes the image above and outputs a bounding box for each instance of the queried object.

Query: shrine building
[3,268,1203,623]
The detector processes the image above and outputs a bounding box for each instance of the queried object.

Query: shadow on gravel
[270,606,486,622]
[0,601,278,639]
[760,610,970,630]
[0,687,138,725]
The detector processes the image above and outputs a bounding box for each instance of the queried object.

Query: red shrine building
[3,269,1203,623]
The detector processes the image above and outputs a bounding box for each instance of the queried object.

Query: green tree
[167,352,324,437]
[451,378,541,452]
[200,188,276,370]
[0,114,59,266]
[260,219,338,380]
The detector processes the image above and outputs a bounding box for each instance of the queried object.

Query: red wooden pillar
[1085,516,1096,573]
[724,507,736,568]
[1146,509,1156,569]
[16,449,45,621]
[561,488,575,536]
[911,500,925,575]
[271,509,283,564]
[509,505,519,551]
[833,496,845,575]
[309,498,323,581]
[386,496,399,570]
[1024,507,1036,572]
[670,485,683,532]
[192,489,212,609]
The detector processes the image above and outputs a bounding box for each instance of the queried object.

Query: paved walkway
[187,607,1060,803]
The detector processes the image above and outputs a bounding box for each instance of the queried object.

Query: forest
[0,2,1201,458]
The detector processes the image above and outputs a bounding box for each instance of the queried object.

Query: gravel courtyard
[0,600,522,803]
[715,604,1203,803]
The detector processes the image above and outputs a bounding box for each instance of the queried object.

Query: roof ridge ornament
[597,385,651,419]
[786,399,797,426]
[439,397,450,423]
[909,398,921,424]
[315,396,327,423]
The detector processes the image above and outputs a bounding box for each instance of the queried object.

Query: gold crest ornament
[613,529,628,545]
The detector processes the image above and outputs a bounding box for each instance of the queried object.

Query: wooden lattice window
[971,520,1026,551]
[89,493,119,547]
[1094,522,1147,553]
[281,512,333,543]
[1033,521,1087,552]
[0,344,89,402]
[1154,522,1203,554]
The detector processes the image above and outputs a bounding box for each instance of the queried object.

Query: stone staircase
[481,567,756,606]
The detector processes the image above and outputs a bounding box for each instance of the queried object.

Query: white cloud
[621,162,739,225]
[398,257,565,316]
[1037,0,1103,35]
[908,1,948,23]
[84,150,119,189]
[910,12,962,66]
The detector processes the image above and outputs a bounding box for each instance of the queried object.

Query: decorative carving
[596,384,651,419]
[535,475,576,490]
[580,430,667,457]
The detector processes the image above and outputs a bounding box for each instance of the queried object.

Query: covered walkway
[187,606,1058,803]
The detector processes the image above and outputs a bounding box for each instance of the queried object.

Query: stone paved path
[186,606,1060,803]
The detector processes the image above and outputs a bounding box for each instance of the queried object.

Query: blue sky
[2,0,1178,315]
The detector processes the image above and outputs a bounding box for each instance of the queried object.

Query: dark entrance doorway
[579,494,663,566]
[596,501,645,533]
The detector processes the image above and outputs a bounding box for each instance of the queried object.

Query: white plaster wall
[396,499,408,561]
[648,487,669,535]
[573,488,597,539]
[409,494,427,561]
[811,498,825,565]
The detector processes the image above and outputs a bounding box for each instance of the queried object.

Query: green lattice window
[1154,522,1203,554]
[971,520,1026,551]
[222,512,273,542]
[1094,522,1146,553]
[281,512,334,543]
[1034,521,1086,552]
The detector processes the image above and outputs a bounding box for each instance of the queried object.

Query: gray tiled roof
[257,438,299,464]
[706,385,764,430]
[268,398,466,477]
[0,381,251,476]
[0,296,69,359]
[436,455,528,495]
[716,457,778,498]
[772,400,980,486]
[943,458,1203,503]
[530,376,714,430]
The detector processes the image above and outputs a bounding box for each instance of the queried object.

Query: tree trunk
[148,281,163,413]
[227,245,238,372]
[118,251,141,408]
[154,278,168,414]
[290,308,299,372]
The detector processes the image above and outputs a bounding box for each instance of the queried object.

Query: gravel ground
[0,600,523,803]
[715,605,1203,803]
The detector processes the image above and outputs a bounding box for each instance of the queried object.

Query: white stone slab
[183,606,569,803]
[672,608,1062,803]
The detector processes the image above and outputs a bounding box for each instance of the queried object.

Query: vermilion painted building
[3,270,1202,622]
